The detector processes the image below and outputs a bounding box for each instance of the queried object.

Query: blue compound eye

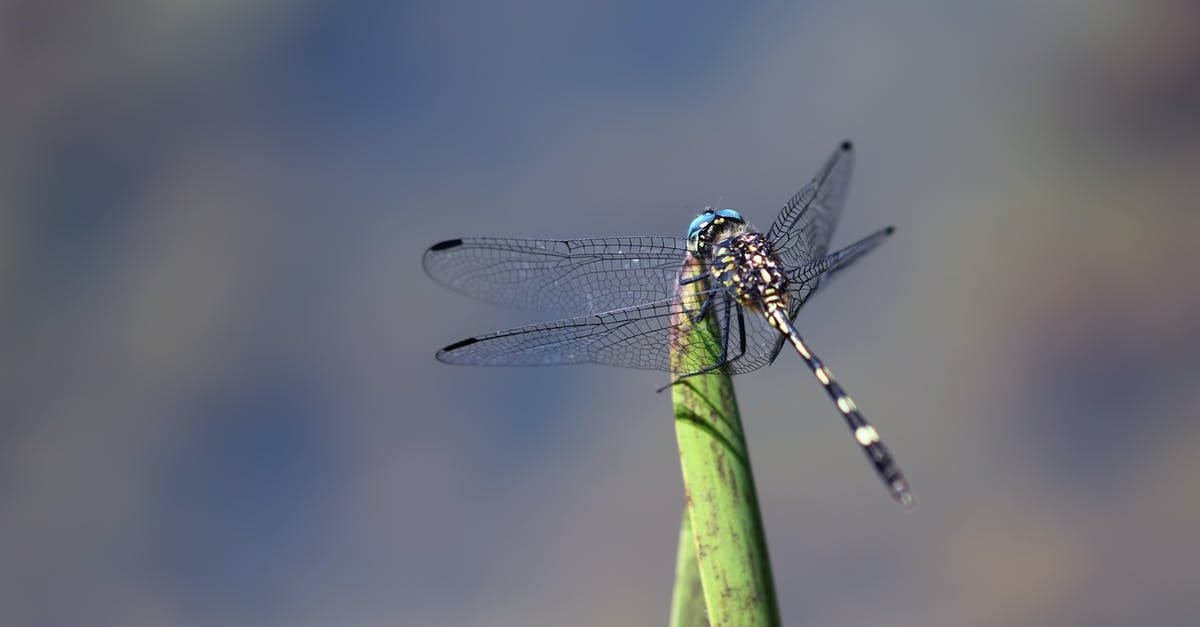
[687,210,716,241]
[715,208,744,222]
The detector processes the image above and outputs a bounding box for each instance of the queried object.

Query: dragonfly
[424,142,911,504]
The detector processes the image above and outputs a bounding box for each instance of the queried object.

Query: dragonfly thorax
[711,232,789,311]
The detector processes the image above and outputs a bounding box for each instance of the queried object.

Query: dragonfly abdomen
[765,305,913,505]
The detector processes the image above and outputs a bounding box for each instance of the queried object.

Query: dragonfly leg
[679,270,715,323]
[733,304,748,361]
[687,292,713,324]
[659,294,735,392]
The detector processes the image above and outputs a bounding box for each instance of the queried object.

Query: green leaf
[669,511,706,627]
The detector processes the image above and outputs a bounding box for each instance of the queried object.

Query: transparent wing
[755,226,896,364]
[785,225,895,310]
[436,288,784,375]
[766,141,855,269]
[423,236,688,316]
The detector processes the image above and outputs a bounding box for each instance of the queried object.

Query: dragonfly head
[687,207,745,255]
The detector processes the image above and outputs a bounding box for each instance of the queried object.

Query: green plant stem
[669,511,706,627]
[668,265,779,626]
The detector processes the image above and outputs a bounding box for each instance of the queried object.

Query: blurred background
[3,1,1199,626]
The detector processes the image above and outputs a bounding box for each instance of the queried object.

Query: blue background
[4,1,1200,625]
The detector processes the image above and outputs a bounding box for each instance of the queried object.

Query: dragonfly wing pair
[424,142,888,374]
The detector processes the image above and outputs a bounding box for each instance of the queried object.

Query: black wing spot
[442,337,479,352]
[884,225,896,235]
[429,239,464,251]
[840,140,853,152]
